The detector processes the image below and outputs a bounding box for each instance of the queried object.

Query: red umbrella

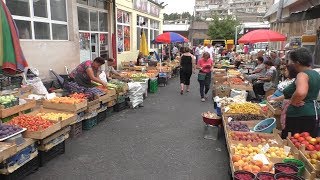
[154,32,189,44]
[238,29,286,44]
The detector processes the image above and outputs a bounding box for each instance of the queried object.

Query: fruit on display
[8,115,54,131]
[228,69,241,76]
[202,111,220,119]
[228,121,250,132]
[229,132,268,143]
[233,144,261,156]
[0,124,23,139]
[232,154,273,174]
[265,147,294,159]
[227,102,261,114]
[228,114,265,121]
[0,95,19,108]
[36,112,73,121]
[256,173,275,180]
[107,80,126,93]
[234,173,254,180]
[69,93,87,100]
[229,77,244,85]
[48,97,84,104]
[274,163,298,175]
[289,132,320,150]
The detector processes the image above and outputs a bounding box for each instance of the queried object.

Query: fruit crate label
[253,154,269,165]
[284,146,291,156]
[261,143,270,154]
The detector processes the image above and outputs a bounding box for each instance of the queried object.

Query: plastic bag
[230,89,247,99]
[127,82,144,108]
[99,71,108,84]
[27,77,48,95]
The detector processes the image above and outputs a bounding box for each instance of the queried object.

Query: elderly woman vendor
[69,57,107,88]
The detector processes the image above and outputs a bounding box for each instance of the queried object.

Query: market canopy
[238,29,286,44]
[0,1,28,75]
[154,32,189,44]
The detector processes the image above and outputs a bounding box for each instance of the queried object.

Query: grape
[228,122,250,132]
[228,114,265,121]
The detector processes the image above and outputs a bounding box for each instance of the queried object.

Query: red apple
[295,142,301,148]
[306,136,313,141]
[315,145,320,151]
[291,138,298,143]
[294,133,300,139]
[298,137,306,142]
[302,132,310,137]
[302,141,310,146]
[310,138,317,145]
[307,144,315,151]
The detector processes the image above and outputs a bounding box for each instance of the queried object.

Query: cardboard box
[43,99,87,113]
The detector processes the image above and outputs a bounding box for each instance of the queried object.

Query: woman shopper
[281,48,320,138]
[266,65,298,129]
[180,47,196,95]
[197,52,214,102]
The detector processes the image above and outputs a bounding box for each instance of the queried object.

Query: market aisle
[26,76,230,180]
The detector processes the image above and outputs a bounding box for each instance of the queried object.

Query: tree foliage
[207,14,239,40]
[164,12,192,21]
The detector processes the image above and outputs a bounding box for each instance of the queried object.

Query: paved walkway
[26,76,230,180]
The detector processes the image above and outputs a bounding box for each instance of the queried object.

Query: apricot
[232,155,241,162]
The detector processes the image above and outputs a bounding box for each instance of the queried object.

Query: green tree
[207,14,239,40]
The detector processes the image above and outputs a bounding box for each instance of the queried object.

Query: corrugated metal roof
[264,0,297,18]
[163,24,190,32]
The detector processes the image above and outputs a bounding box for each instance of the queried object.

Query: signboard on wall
[290,36,302,49]
[133,0,160,17]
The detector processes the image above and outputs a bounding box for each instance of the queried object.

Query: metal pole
[235,26,238,46]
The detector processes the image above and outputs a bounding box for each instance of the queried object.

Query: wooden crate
[27,108,76,128]
[107,100,116,108]
[23,122,61,140]
[38,126,70,151]
[267,102,282,115]
[43,100,87,112]
[0,100,36,118]
[101,95,117,104]
[0,142,17,162]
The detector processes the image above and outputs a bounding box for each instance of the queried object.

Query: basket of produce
[228,121,250,132]
[283,159,305,176]
[274,163,299,176]
[253,118,276,133]
[274,173,304,180]
[226,102,261,115]
[233,170,255,180]
[202,112,222,126]
[256,172,275,180]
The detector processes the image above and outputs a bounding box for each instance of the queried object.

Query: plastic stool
[204,124,220,140]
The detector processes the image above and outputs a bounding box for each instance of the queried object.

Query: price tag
[228,117,233,123]
[46,93,56,100]
[284,146,291,156]
[225,107,230,112]
[253,154,269,165]
[261,143,270,154]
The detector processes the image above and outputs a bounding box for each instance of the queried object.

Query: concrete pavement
[26,76,230,180]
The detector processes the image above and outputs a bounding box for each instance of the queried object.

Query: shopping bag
[198,72,206,81]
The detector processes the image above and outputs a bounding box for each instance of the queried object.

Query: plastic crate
[82,116,97,130]
[0,144,37,168]
[0,156,39,180]
[114,102,127,112]
[70,121,82,138]
[149,78,158,93]
[39,141,65,167]
[105,107,114,118]
[0,74,23,91]
[97,110,107,123]
[158,77,168,87]
[117,94,126,104]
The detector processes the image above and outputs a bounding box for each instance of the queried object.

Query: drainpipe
[276,0,284,22]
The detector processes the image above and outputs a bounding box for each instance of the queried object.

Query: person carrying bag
[197,52,214,102]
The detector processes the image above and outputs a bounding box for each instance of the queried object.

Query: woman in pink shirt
[197,52,214,102]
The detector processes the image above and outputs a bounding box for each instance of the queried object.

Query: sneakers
[201,98,206,102]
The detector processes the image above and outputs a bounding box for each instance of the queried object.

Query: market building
[163,19,190,39]
[2,0,116,79]
[2,0,164,79]
[264,0,320,66]
[115,0,164,68]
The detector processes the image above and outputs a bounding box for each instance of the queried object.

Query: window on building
[150,20,160,49]
[6,0,68,40]
[77,0,106,8]
[137,15,149,51]
[117,10,131,53]
[78,7,108,32]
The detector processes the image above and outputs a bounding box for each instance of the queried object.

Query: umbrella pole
[160,44,162,72]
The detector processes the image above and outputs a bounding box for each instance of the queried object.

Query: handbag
[198,72,206,81]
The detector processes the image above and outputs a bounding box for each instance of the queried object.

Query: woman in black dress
[180,47,196,95]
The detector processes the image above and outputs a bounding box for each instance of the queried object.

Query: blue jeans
[198,72,211,98]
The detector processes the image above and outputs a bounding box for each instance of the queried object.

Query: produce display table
[0,99,36,119]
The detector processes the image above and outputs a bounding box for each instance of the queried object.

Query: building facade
[115,0,164,68]
[194,0,273,22]
[2,0,164,79]
[264,0,320,66]
[2,0,116,79]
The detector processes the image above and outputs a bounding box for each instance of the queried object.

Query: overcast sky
[161,0,278,14]
[162,0,195,14]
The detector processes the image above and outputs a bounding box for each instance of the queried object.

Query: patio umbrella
[238,29,286,44]
[154,32,189,44]
[139,31,149,56]
[0,1,28,74]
